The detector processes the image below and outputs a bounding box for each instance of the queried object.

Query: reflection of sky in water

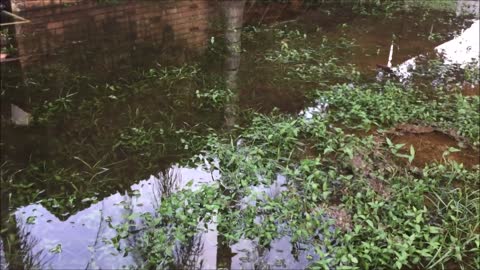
[394,19,479,82]
[436,19,479,66]
[303,18,479,119]
[15,165,219,269]
[0,239,6,270]
[231,236,318,269]
[14,165,318,269]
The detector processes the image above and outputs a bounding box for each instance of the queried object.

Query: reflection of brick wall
[12,0,215,68]
[133,1,213,48]
[243,1,304,25]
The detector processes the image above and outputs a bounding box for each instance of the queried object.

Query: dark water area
[1,0,479,269]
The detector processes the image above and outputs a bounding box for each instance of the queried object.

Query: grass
[317,83,480,145]
[112,103,479,269]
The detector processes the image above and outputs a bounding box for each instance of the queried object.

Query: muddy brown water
[0,1,479,269]
[392,130,480,168]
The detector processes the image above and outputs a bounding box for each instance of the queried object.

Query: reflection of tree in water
[216,1,247,268]
[115,167,184,268]
[85,203,105,269]
[158,168,181,199]
[5,218,51,269]
[1,165,49,269]
[223,0,246,129]
[173,234,205,270]
[157,168,206,269]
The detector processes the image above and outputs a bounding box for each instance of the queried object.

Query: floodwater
[1,0,479,269]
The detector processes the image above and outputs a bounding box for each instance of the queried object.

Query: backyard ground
[0,1,479,269]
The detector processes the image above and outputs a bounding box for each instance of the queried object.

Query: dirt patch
[461,82,480,96]
[351,153,392,199]
[323,205,352,232]
[344,127,377,137]
[294,140,319,160]
[394,124,434,134]
[390,128,479,168]
[368,178,391,199]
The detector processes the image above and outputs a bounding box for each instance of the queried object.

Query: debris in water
[299,98,328,120]
[10,104,32,126]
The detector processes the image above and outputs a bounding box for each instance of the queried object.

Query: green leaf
[49,244,62,254]
[26,216,36,224]
[409,145,415,163]
[366,220,374,228]
[386,137,393,147]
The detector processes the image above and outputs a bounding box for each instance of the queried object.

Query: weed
[114,127,159,153]
[317,83,479,145]
[195,86,233,109]
[33,92,77,124]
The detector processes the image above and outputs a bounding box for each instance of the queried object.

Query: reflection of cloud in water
[456,0,480,17]
[14,165,219,269]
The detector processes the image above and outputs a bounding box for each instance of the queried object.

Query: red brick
[47,21,63,29]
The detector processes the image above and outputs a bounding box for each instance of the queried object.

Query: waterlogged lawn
[110,21,479,269]
[2,2,479,269]
[113,86,479,269]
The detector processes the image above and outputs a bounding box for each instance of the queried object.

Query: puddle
[436,19,479,67]
[10,164,219,269]
[9,164,324,269]
[1,0,479,269]
[230,236,318,269]
[390,18,479,84]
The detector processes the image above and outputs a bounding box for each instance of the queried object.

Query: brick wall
[8,0,217,70]
[4,0,306,70]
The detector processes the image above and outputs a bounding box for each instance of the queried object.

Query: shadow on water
[1,0,479,269]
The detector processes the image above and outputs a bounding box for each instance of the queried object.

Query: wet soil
[391,128,479,168]
[322,205,352,232]
[462,82,480,96]
[346,123,479,169]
